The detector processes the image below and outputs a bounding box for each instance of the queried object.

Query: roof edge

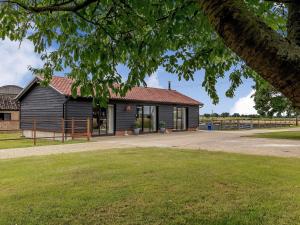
[109,97,202,106]
[15,76,66,101]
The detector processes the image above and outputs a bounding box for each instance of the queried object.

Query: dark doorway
[93,104,115,136]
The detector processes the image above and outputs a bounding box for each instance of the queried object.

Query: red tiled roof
[45,76,202,106]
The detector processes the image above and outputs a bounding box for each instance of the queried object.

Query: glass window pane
[4,113,11,121]
[107,105,114,134]
[150,106,157,132]
[143,106,151,132]
[173,107,177,130]
[182,108,187,130]
[136,106,143,129]
[99,108,107,135]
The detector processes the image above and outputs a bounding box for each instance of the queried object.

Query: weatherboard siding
[65,99,93,119]
[188,106,199,128]
[114,102,137,131]
[113,102,199,131]
[65,99,93,133]
[20,84,66,131]
[19,84,200,133]
[158,105,174,129]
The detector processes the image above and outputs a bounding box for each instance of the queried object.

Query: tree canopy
[0,0,299,107]
[254,78,297,117]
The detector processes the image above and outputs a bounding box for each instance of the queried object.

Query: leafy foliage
[253,78,297,117]
[0,0,288,105]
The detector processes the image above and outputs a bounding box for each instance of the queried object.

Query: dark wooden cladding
[158,105,174,129]
[65,99,93,119]
[188,106,200,128]
[65,99,93,132]
[112,101,200,131]
[114,102,137,131]
[20,84,66,131]
[19,83,200,133]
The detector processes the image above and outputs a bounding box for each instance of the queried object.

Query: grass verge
[0,132,84,149]
[1,148,300,225]
[251,131,300,140]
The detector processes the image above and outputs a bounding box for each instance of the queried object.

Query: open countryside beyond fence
[199,117,298,130]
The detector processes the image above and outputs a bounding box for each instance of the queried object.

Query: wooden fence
[0,118,91,145]
[199,118,298,130]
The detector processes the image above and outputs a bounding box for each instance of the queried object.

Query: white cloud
[230,90,257,115]
[0,39,42,87]
[146,72,162,88]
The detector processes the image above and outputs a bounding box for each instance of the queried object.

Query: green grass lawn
[252,131,300,140]
[0,132,84,149]
[1,148,300,225]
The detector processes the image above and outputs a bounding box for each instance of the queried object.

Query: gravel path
[1,128,300,159]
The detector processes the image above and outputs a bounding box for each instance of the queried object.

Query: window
[136,106,157,132]
[92,105,115,136]
[0,113,11,121]
[173,107,187,131]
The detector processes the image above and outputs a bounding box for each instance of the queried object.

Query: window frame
[0,113,12,121]
[173,107,188,131]
[136,105,158,133]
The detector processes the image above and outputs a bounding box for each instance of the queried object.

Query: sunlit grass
[0,132,84,149]
[1,148,300,225]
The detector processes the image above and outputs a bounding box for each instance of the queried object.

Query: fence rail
[0,118,91,145]
[199,118,298,130]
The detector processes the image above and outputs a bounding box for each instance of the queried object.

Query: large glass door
[136,105,157,133]
[173,107,187,131]
[93,105,115,136]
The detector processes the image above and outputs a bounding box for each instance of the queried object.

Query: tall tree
[0,0,299,107]
[254,78,296,117]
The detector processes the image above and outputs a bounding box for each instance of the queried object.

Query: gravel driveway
[1,128,300,159]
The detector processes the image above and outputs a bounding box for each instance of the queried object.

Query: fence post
[237,119,240,130]
[87,117,91,141]
[61,118,65,143]
[33,119,36,146]
[71,118,75,140]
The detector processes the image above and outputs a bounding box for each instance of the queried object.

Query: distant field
[0,132,84,149]
[251,131,300,140]
[1,148,300,225]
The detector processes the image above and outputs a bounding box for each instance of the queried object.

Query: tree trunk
[288,2,300,46]
[198,0,300,109]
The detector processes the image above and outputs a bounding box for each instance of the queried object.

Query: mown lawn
[1,148,300,225]
[0,132,84,149]
[252,131,300,140]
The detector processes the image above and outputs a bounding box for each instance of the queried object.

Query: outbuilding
[16,76,203,137]
[0,85,22,131]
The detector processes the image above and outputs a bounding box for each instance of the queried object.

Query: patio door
[93,104,115,136]
[136,105,157,133]
[173,107,187,131]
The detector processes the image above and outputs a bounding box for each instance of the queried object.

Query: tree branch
[0,0,98,12]
[199,0,300,108]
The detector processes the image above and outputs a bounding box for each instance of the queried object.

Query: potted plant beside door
[134,120,141,135]
[159,121,166,133]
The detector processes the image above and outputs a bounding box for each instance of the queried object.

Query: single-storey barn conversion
[16,76,203,137]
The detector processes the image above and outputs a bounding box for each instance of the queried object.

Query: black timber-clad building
[16,76,203,136]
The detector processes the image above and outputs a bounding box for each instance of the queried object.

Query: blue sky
[0,39,257,114]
